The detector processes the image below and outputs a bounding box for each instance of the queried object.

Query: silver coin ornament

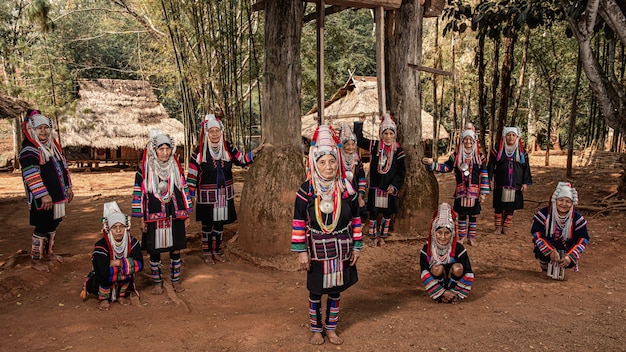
[158,180,168,193]
[346,171,354,181]
[460,163,470,177]
[319,198,334,214]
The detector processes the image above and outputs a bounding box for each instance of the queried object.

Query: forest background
[1,0,624,162]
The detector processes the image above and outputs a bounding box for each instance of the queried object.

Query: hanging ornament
[319,194,334,214]
[345,171,354,181]
[460,163,470,177]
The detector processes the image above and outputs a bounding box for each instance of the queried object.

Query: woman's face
[382,129,395,145]
[505,132,518,146]
[156,144,172,162]
[110,223,126,241]
[462,136,474,150]
[316,154,338,180]
[35,124,50,142]
[343,140,356,155]
[556,197,573,215]
[435,227,452,246]
[208,127,222,143]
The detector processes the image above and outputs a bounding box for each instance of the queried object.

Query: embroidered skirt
[307,259,358,295]
[143,219,187,254]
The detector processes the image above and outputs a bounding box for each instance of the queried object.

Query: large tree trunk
[561,0,626,136]
[388,0,438,235]
[495,26,515,139]
[527,73,539,153]
[237,1,305,256]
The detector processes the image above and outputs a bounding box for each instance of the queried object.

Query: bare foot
[309,332,324,345]
[501,227,509,235]
[31,260,49,272]
[493,226,503,235]
[118,296,131,306]
[151,284,164,295]
[468,238,478,246]
[201,254,215,265]
[458,237,466,245]
[172,281,185,293]
[378,237,386,247]
[326,330,343,345]
[212,252,227,263]
[368,238,378,247]
[98,300,110,311]
[43,253,63,263]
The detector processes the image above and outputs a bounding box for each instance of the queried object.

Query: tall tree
[238,0,306,256]
[388,0,438,232]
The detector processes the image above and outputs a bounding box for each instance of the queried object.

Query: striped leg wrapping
[494,212,503,227]
[170,258,182,283]
[325,297,340,331]
[380,218,391,238]
[503,211,514,229]
[31,234,46,260]
[212,230,224,253]
[457,219,467,238]
[468,219,477,239]
[150,261,162,284]
[308,299,323,333]
[368,220,377,239]
[201,226,212,254]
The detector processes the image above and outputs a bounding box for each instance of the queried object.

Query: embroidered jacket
[92,236,143,286]
[531,207,589,265]
[420,243,474,300]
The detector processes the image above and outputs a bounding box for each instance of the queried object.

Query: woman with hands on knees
[531,182,589,279]
[292,125,362,345]
[420,203,474,303]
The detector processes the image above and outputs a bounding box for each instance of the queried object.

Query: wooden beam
[375,7,386,115]
[408,63,453,76]
[317,0,326,125]
[303,5,349,23]
[253,0,401,12]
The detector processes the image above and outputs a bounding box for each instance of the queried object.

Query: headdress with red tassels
[495,126,526,163]
[22,109,65,165]
[307,125,355,199]
[426,203,458,265]
[196,113,231,163]
[454,122,482,169]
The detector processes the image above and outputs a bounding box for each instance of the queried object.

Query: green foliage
[301,9,376,113]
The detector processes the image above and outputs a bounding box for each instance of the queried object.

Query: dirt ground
[0,152,625,352]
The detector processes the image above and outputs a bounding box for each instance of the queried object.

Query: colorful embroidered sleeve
[186,150,200,197]
[480,158,490,195]
[19,146,49,200]
[357,163,367,195]
[291,184,309,252]
[531,209,554,256]
[131,169,145,218]
[420,247,445,300]
[350,197,363,250]
[229,142,254,167]
[428,154,454,173]
[567,213,589,264]
[450,246,474,300]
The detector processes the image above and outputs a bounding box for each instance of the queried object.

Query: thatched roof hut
[0,94,30,119]
[302,76,449,141]
[60,79,184,150]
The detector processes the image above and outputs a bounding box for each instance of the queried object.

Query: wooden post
[317,0,325,125]
[375,7,386,116]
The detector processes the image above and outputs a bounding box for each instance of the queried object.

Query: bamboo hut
[0,94,31,169]
[60,79,184,166]
[302,76,449,141]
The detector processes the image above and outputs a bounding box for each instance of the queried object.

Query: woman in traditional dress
[531,182,589,277]
[19,110,73,272]
[354,113,405,246]
[488,127,532,234]
[422,124,490,245]
[187,113,264,264]
[292,125,362,345]
[132,130,192,294]
[339,123,367,220]
[420,203,474,303]
[84,202,143,311]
